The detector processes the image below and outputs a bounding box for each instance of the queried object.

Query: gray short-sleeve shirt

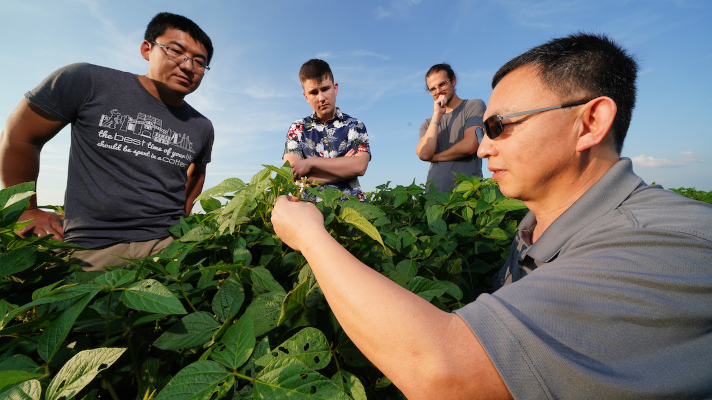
[26,63,214,248]
[455,158,712,398]
[419,99,485,192]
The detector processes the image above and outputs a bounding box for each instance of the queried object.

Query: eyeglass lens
[483,116,502,140]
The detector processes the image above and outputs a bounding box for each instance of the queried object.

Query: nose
[477,130,496,159]
[178,56,195,72]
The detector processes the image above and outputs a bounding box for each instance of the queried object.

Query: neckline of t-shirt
[131,74,190,111]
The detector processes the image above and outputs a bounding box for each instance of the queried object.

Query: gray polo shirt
[455,158,712,399]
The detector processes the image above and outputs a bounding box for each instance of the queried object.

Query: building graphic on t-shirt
[99,109,195,153]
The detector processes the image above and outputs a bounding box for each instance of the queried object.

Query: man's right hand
[433,94,447,117]
[16,208,65,240]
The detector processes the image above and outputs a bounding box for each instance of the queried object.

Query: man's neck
[137,75,185,107]
[528,156,619,243]
[445,95,463,113]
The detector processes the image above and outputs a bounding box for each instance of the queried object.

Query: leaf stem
[180,283,198,313]
[105,290,114,342]
[234,372,256,383]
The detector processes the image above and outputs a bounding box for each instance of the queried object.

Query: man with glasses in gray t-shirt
[0,13,214,271]
[417,63,485,192]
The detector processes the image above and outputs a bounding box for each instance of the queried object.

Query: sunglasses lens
[484,116,501,139]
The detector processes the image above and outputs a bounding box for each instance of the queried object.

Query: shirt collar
[523,157,644,263]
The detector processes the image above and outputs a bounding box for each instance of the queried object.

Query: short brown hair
[299,59,334,86]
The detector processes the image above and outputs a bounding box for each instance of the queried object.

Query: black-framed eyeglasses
[427,79,451,94]
[150,41,210,73]
[481,99,592,140]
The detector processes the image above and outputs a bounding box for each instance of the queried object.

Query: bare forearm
[299,230,466,397]
[416,120,441,161]
[0,136,42,208]
[430,129,480,163]
[184,164,206,216]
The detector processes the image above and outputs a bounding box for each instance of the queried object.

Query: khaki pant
[70,236,175,272]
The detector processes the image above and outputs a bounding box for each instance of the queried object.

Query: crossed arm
[0,99,67,239]
[417,124,481,163]
[282,150,369,183]
[270,196,512,400]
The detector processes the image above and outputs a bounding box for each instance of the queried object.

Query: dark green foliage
[669,187,712,204]
[9,171,705,398]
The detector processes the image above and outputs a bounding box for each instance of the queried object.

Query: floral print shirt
[284,108,370,201]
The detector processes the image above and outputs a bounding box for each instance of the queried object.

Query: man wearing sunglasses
[416,63,486,192]
[0,13,214,271]
[271,32,712,399]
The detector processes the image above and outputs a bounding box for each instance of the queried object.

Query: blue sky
[2,0,711,209]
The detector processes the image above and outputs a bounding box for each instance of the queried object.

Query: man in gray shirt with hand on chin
[417,63,486,192]
[0,12,215,271]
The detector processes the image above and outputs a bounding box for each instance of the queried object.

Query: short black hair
[492,32,638,154]
[425,63,456,89]
[299,59,334,86]
[144,12,214,65]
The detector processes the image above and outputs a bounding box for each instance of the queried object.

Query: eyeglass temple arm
[501,100,590,120]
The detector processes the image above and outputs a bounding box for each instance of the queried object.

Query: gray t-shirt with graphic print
[419,99,485,192]
[26,63,214,249]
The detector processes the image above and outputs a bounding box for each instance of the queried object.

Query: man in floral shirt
[282,59,371,201]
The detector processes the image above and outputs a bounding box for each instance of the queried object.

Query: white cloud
[631,151,697,167]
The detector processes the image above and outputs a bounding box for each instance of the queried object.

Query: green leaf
[256,327,331,370]
[0,355,39,373]
[321,188,343,205]
[200,198,222,213]
[154,312,221,351]
[45,348,126,400]
[95,269,136,288]
[340,201,386,221]
[277,278,310,326]
[210,315,255,370]
[425,205,444,225]
[493,197,527,211]
[195,178,246,203]
[331,371,367,400]
[180,225,214,243]
[0,371,44,393]
[1,379,41,400]
[428,217,447,236]
[136,357,168,400]
[335,334,370,368]
[4,284,102,326]
[0,247,37,279]
[38,289,100,362]
[482,185,497,204]
[393,192,409,207]
[251,267,285,295]
[155,361,233,400]
[0,182,34,225]
[120,279,187,315]
[483,227,511,241]
[245,292,286,337]
[339,207,385,248]
[253,358,349,400]
[211,273,245,323]
[395,259,418,279]
[407,277,449,302]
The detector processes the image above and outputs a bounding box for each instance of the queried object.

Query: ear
[333,82,339,97]
[451,76,457,87]
[140,40,151,62]
[302,91,307,101]
[575,96,617,152]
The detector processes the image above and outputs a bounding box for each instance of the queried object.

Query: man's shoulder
[619,184,712,240]
[337,111,366,129]
[463,98,486,114]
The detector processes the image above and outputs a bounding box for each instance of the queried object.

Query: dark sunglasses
[481,99,592,140]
